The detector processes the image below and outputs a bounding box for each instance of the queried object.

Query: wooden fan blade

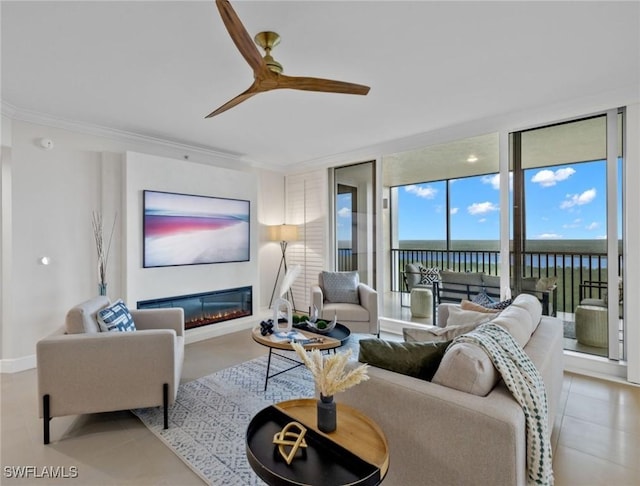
[216,0,265,73]
[276,74,370,95]
[205,84,259,118]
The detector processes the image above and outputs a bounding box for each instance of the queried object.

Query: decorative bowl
[305,318,336,334]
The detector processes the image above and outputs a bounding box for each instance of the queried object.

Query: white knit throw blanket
[453,322,554,486]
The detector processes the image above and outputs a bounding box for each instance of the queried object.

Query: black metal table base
[263,347,335,391]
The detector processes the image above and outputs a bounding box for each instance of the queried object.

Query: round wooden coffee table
[251,324,350,391]
[246,398,389,486]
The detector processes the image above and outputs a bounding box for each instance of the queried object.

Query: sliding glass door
[511,111,625,360]
[333,161,376,287]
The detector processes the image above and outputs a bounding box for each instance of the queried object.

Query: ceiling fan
[206,0,370,118]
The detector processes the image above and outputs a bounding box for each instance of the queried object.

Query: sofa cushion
[96,299,137,332]
[65,296,111,334]
[447,306,498,326]
[481,274,501,289]
[403,320,483,343]
[511,293,543,332]
[359,339,450,381]
[322,302,369,322]
[490,305,532,347]
[432,342,500,396]
[322,271,360,304]
[439,270,484,300]
[404,263,421,289]
[460,300,500,314]
[536,276,557,292]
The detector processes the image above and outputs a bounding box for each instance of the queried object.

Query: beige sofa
[341,294,563,486]
[37,296,184,444]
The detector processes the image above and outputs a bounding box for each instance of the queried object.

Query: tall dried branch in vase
[291,342,369,398]
[91,211,117,287]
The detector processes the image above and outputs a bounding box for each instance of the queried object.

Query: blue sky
[337,160,619,242]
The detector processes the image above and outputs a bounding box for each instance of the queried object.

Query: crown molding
[0,101,270,169]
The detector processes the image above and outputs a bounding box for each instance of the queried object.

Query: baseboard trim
[0,354,36,374]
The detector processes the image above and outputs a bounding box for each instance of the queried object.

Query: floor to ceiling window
[384,133,500,291]
[511,111,625,360]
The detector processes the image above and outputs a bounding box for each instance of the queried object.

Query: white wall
[0,119,284,371]
[124,152,258,310]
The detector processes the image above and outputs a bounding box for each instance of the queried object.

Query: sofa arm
[358,283,379,333]
[37,329,178,418]
[130,308,184,336]
[310,285,324,315]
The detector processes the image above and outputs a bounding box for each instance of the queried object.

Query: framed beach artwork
[143,190,250,268]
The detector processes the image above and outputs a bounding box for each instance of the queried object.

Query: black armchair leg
[43,394,51,444]
[163,383,169,430]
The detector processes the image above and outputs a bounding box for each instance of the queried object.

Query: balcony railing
[390,248,623,314]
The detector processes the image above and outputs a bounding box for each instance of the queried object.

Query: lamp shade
[269,224,298,242]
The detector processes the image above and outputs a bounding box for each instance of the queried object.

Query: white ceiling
[2,1,639,170]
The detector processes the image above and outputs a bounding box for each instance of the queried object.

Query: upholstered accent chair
[310,271,379,335]
[36,296,184,444]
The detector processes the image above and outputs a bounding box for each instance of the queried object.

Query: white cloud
[586,222,599,230]
[562,218,582,229]
[337,207,351,218]
[478,218,487,223]
[535,233,563,239]
[482,173,513,191]
[596,235,607,240]
[450,207,459,215]
[467,201,499,215]
[531,167,576,187]
[560,188,596,209]
[405,184,437,199]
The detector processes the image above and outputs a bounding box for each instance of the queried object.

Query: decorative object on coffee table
[291,342,369,433]
[91,211,116,296]
[272,421,308,465]
[247,398,389,486]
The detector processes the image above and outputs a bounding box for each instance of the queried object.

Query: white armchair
[310,271,379,335]
[37,296,184,444]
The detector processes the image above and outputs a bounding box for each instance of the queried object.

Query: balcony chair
[310,271,379,335]
[37,296,184,444]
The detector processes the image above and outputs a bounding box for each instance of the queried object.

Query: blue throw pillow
[472,291,494,307]
[485,298,513,310]
[97,299,137,332]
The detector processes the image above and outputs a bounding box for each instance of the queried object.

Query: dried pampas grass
[291,342,369,397]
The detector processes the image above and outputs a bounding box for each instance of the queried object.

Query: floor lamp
[268,224,299,310]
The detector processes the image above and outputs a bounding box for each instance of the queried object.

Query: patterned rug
[132,336,363,485]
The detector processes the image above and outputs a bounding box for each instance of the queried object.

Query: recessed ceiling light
[467,155,478,163]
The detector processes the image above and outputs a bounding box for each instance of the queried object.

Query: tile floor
[1,329,639,485]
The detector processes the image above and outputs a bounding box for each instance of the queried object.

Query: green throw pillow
[358,339,451,381]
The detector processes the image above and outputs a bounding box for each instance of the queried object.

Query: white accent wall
[0,119,284,372]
